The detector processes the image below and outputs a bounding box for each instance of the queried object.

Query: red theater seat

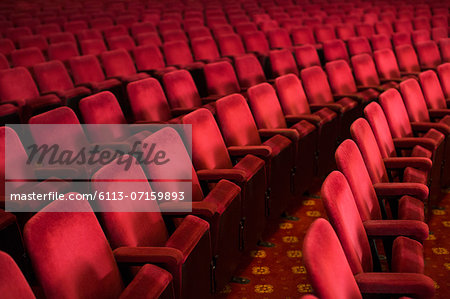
[181,108,267,252]
[24,199,175,299]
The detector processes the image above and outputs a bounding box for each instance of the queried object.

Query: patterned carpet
[217,182,450,298]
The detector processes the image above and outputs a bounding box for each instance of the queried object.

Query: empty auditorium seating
[47,41,79,64]
[0,67,61,120]
[10,47,45,68]
[100,49,150,84]
[268,49,298,77]
[347,36,372,56]
[336,137,426,222]
[275,74,339,176]
[0,251,35,299]
[374,48,416,82]
[234,54,266,89]
[304,215,433,298]
[247,82,317,195]
[351,53,399,90]
[32,60,91,108]
[24,199,175,299]
[322,170,428,275]
[437,63,450,100]
[293,45,321,69]
[415,40,442,69]
[204,61,241,97]
[140,127,242,291]
[323,39,350,63]
[216,33,246,57]
[181,108,266,252]
[301,66,361,140]
[215,93,293,218]
[163,40,204,70]
[325,59,379,104]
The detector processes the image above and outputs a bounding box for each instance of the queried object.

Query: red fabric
[0,251,34,299]
[269,49,299,77]
[127,78,172,123]
[303,219,363,299]
[293,45,321,69]
[204,61,241,96]
[392,236,425,273]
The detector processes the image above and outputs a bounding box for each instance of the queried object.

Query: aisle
[218,185,450,298]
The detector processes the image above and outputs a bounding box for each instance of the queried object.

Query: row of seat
[2,63,448,298]
[302,78,450,299]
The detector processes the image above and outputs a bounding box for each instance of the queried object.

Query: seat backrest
[323,39,349,62]
[216,93,262,147]
[78,91,128,141]
[437,63,450,99]
[0,53,8,70]
[91,156,169,248]
[416,40,441,69]
[187,26,212,40]
[373,48,402,80]
[275,74,312,116]
[399,79,431,123]
[419,69,447,109]
[379,88,415,138]
[291,26,316,45]
[162,69,203,109]
[163,40,194,66]
[234,54,266,88]
[293,45,320,69]
[0,251,35,299]
[141,127,204,202]
[336,134,384,222]
[300,66,334,105]
[103,25,128,38]
[350,114,390,183]
[46,30,71,45]
[303,218,362,299]
[32,60,74,93]
[347,36,372,56]
[355,23,375,38]
[325,59,358,95]
[0,127,35,192]
[269,49,299,77]
[18,35,48,51]
[431,27,447,42]
[181,109,233,170]
[247,83,288,130]
[321,170,373,274]
[314,24,336,43]
[267,28,292,49]
[412,29,431,45]
[127,78,172,122]
[135,32,162,47]
[79,39,107,56]
[351,53,381,87]
[395,19,414,33]
[0,39,15,56]
[439,38,450,62]
[363,102,397,158]
[217,33,246,57]
[69,55,106,84]
[24,199,125,299]
[370,34,392,50]
[47,42,79,62]
[161,29,188,43]
[100,49,137,77]
[107,35,136,51]
[0,67,40,102]
[132,44,165,71]
[242,31,270,54]
[392,32,412,47]
[10,47,45,68]
[204,61,240,96]
[336,24,356,41]
[131,22,157,37]
[191,37,220,61]
[395,44,421,73]
[28,106,89,155]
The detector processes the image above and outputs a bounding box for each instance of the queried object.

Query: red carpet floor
[217,184,450,298]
